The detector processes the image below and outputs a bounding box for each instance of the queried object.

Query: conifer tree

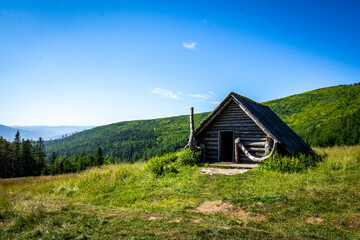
[34,137,46,175]
[49,151,57,166]
[95,146,104,166]
[86,154,95,167]
[73,153,82,172]
[13,131,22,176]
[21,140,34,176]
[0,138,15,178]
[78,153,85,170]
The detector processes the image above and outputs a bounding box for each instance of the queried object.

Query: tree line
[0,131,110,179]
[45,113,210,163]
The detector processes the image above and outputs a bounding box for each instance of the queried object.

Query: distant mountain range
[0,125,95,141]
[45,84,360,160]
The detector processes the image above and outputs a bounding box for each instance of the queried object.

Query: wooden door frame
[218,130,234,162]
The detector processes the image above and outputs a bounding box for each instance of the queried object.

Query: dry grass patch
[195,200,266,221]
[233,207,266,220]
[168,218,182,223]
[306,216,324,224]
[195,200,233,214]
[147,216,163,220]
[192,219,203,223]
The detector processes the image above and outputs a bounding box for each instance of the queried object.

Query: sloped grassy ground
[265,84,360,146]
[1,146,360,239]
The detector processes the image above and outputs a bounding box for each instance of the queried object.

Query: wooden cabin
[188,92,311,163]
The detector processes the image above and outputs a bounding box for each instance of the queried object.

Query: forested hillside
[265,84,360,146]
[45,113,209,161]
[46,84,360,161]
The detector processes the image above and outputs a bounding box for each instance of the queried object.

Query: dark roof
[194,92,311,154]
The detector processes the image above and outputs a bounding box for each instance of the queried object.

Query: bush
[146,153,178,176]
[178,148,201,166]
[260,151,323,173]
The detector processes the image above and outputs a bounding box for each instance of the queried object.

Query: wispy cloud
[151,88,179,99]
[208,91,215,94]
[183,41,197,50]
[210,101,220,105]
[189,94,210,98]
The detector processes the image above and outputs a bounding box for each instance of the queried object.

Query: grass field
[1,145,360,239]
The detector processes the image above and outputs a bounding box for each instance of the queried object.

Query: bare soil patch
[148,216,163,220]
[195,200,233,213]
[168,218,182,223]
[306,217,324,224]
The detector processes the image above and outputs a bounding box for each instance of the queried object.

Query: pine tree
[85,154,95,168]
[78,153,85,170]
[13,131,22,177]
[95,147,104,166]
[21,140,34,176]
[0,138,15,178]
[49,152,57,166]
[34,137,47,175]
[73,153,82,172]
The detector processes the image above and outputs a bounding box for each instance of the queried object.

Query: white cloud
[208,91,215,94]
[210,101,220,105]
[183,41,197,50]
[150,88,179,99]
[189,94,209,98]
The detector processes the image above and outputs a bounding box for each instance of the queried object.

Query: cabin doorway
[218,131,234,162]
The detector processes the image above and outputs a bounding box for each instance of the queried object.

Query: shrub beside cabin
[187,92,311,163]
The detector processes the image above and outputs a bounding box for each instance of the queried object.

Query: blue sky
[1,0,360,126]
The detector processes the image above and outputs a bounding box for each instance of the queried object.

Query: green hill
[45,112,210,161]
[46,84,360,160]
[265,84,360,146]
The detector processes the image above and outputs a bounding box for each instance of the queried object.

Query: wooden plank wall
[197,100,268,162]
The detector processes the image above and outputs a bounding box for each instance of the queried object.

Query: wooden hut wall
[196,100,268,162]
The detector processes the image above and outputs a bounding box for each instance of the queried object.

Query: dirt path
[199,167,249,175]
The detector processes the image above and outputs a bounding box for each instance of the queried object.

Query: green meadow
[1,145,359,239]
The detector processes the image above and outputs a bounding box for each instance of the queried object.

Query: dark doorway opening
[219,131,234,162]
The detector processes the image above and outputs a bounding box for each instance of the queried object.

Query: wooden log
[235,130,265,135]
[201,142,217,147]
[202,129,265,134]
[198,138,217,141]
[237,133,267,138]
[237,137,267,141]
[205,155,218,160]
[212,120,257,125]
[208,126,261,131]
[216,115,251,120]
[242,141,266,147]
[236,137,278,163]
[206,146,218,150]
[205,148,218,153]
[245,147,265,152]
[235,138,240,163]
[209,123,260,128]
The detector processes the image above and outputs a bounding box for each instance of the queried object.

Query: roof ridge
[230,92,269,108]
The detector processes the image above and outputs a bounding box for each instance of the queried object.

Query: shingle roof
[194,92,311,154]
